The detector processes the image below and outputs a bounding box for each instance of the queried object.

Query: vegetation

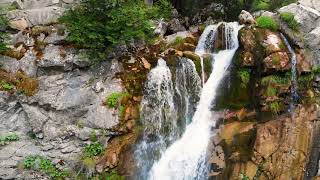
[59,0,173,60]
[23,155,68,179]
[105,170,125,180]
[269,101,281,115]
[252,0,297,11]
[280,12,299,31]
[105,92,129,108]
[256,16,278,31]
[238,69,251,88]
[0,7,9,53]
[84,142,104,157]
[0,133,19,146]
[240,172,250,180]
[1,81,14,91]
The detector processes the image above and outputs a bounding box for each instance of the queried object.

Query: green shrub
[256,16,278,31]
[23,155,68,179]
[84,142,104,157]
[252,0,271,11]
[280,12,299,31]
[59,0,172,60]
[0,133,19,146]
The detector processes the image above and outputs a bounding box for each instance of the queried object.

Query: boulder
[7,7,65,27]
[154,20,168,37]
[14,0,59,9]
[183,51,201,62]
[263,52,290,71]
[9,18,28,31]
[238,10,256,25]
[167,18,186,34]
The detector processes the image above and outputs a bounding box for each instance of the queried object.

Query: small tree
[60,0,172,60]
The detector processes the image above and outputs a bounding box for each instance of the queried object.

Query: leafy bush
[280,12,299,31]
[23,155,68,179]
[59,0,172,60]
[84,142,104,157]
[240,172,250,180]
[0,133,19,146]
[256,16,278,31]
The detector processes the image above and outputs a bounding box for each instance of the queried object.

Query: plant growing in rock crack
[280,12,299,31]
[23,155,68,179]
[0,133,19,146]
[105,92,131,119]
[269,101,281,115]
[240,172,250,180]
[84,142,104,157]
[1,81,14,91]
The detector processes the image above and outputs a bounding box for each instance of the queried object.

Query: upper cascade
[148,22,242,180]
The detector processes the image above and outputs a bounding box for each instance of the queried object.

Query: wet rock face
[211,105,319,180]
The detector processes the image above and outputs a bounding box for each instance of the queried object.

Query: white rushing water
[135,58,201,179]
[195,24,219,84]
[149,22,242,180]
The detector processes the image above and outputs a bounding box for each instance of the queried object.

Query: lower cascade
[148,22,242,180]
[135,58,201,179]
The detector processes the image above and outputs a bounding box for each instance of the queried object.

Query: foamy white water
[149,22,242,180]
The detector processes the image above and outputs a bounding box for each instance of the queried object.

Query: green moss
[280,12,299,31]
[0,7,9,53]
[256,16,278,31]
[252,0,271,11]
[238,69,251,88]
[104,170,125,180]
[272,55,281,65]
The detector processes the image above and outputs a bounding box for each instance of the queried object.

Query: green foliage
[0,133,19,146]
[238,69,251,88]
[256,16,278,31]
[240,172,250,180]
[252,0,297,11]
[105,170,125,180]
[261,75,290,86]
[0,7,8,53]
[84,142,104,157]
[311,65,320,74]
[105,92,129,108]
[1,81,14,90]
[280,12,299,31]
[269,101,281,115]
[59,0,172,60]
[23,155,68,179]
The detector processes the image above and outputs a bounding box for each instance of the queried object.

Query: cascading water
[174,58,202,126]
[280,33,299,115]
[135,58,201,179]
[195,24,219,84]
[149,22,242,180]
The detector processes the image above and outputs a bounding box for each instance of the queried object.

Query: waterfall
[135,58,201,179]
[280,33,299,115]
[195,24,219,84]
[174,58,202,126]
[149,22,242,180]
